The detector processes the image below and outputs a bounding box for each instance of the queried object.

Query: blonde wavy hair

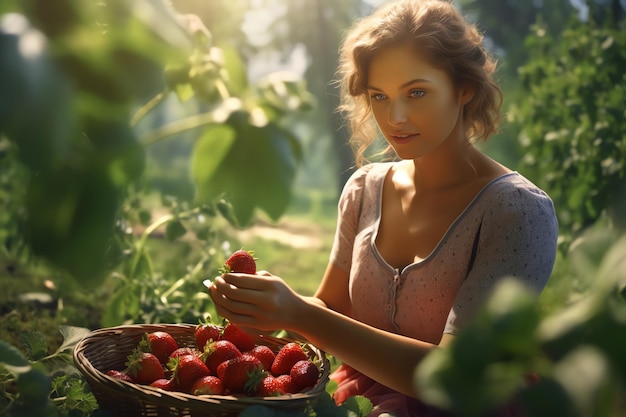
[337,0,503,167]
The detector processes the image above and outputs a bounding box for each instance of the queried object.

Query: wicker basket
[73,323,331,417]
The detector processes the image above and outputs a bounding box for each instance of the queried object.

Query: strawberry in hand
[220,249,256,274]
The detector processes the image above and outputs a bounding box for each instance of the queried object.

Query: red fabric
[331,364,527,417]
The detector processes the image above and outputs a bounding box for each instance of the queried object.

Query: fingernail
[202,279,212,288]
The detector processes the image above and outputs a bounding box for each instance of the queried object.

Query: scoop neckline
[370,162,519,272]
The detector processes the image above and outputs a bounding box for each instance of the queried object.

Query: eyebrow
[367,78,432,91]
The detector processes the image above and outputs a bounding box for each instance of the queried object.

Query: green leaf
[519,377,580,417]
[15,367,51,404]
[165,220,187,241]
[19,332,48,361]
[313,392,348,417]
[102,285,140,327]
[0,341,30,372]
[193,112,301,226]
[218,43,248,95]
[552,346,613,416]
[56,326,91,355]
[190,123,236,198]
[340,395,374,417]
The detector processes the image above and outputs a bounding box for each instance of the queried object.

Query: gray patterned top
[330,162,558,343]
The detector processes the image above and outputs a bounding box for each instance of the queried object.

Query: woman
[209,0,558,415]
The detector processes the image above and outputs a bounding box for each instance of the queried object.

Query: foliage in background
[1,0,626,416]
[513,10,626,240]
[417,229,626,417]
[0,0,313,285]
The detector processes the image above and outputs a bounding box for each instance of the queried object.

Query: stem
[129,213,174,279]
[215,78,230,100]
[159,256,208,303]
[128,207,202,279]
[139,111,216,147]
[131,90,168,127]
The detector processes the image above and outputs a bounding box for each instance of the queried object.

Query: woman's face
[366,44,467,160]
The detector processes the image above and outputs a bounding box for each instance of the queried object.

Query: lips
[389,133,418,144]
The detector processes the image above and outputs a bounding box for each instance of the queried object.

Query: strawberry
[271,342,308,376]
[106,369,134,383]
[289,360,318,390]
[222,322,256,352]
[256,374,285,397]
[275,374,298,394]
[247,344,275,372]
[125,351,165,384]
[191,375,225,395]
[150,377,178,391]
[146,331,179,364]
[169,347,200,359]
[204,339,242,373]
[169,354,212,393]
[195,323,222,351]
[220,249,256,274]
[220,355,264,394]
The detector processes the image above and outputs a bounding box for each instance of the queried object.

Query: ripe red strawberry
[222,322,256,352]
[169,354,211,393]
[125,351,165,384]
[247,344,276,372]
[256,374,285,397]
[220,355,264,394]
[204,339,242,373]
[169,347,199,359]
[195,323,222,351]
[146,331,179,364]
[150,377,178,391]
[191,375,225,395]
[275,374,298,394]
[220,249,256,274]
[271,342,308,376]
[289,360,318,390]
[106,369,134,383]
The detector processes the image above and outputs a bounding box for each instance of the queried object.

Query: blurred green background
[0,0,625,416]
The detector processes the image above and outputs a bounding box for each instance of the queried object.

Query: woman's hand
[208,271,304,332]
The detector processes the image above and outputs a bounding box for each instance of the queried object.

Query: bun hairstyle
[337,0,503,166]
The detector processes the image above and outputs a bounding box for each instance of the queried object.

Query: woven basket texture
[73,323,330,417]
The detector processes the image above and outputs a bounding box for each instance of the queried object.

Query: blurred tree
[512,0,626,241]
[0,0,312,281]
[458,0,574,78]
[245,0,371,192]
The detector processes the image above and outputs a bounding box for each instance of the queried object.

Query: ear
[459,85,474,105]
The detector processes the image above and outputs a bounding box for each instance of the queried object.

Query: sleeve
[328,166,371,272]
[443,181,559,334]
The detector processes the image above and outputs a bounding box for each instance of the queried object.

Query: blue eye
[370,93,386,101]
[409,90,426,98]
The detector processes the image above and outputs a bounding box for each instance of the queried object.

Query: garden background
[0,0,625,416]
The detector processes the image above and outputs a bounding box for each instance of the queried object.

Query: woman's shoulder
[485,172,552,200]
[478,171,557,217]
[342,162,394,191]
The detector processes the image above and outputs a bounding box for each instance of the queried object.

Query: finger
[220,273,269,291]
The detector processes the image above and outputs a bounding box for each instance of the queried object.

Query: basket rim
[73,323,331,410]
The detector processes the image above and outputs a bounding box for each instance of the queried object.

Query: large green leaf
[191,123,237,199]
[192,111,301,226]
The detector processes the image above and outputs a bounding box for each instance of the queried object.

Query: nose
[387,99,408,125]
